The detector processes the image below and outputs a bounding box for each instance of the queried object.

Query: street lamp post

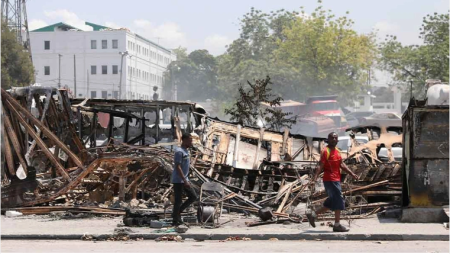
[58,54,62,88]
[118,51,129,99]
[170,64,181,101]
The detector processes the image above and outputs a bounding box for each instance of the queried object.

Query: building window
[112,65,118,74]
[44,66,50,75]
[91,40,97,49]
[102,40,107,49]
[91,65,97,75]
[112,40,118,49]
[102,91,107,99]
[44,41,50,50]
[102,65,107,74]
[113,91,119,99]
[78,94,83,97]
[91,91,97,98]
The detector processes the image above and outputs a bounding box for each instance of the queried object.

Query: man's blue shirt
[171,147,190,183]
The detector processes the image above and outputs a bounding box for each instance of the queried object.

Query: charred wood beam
[1,89,85,169]
[232,125,241,167]
[2,126,16,176]
[127,134,144,145]
[155,105,160,144]
[124,117,130,143]
[107,113,114,142]
[3,99,71,180]
[312,180,389,204]
[26,92,52,162]
[141,109,145,146]
[77,106,82,139]
[124,164,159,193]
[2,107,28,175]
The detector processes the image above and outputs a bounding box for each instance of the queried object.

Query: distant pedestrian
[171,133,198,226]
[306,132,359,232]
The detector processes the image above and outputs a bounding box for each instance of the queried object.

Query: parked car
[345,115,359,127]
[345,111,375,119]
[345,111,375,127]
[378,147,403,162]
[337,135,369,154]
[359,112,402,127]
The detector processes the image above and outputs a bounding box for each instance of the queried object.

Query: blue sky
[28,0,448,56]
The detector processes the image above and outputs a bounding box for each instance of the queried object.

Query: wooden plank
[361,191,401,196]
[3,107,28,174]
[232,125,241,167]
[2,126,16,176]
[282,128,289,154]
[3,99,70,180]
[252,128,265,169]
[2,89,85,168]
[210,121,284,143]
[312,180,389,204]
[276,183,293,213]
[271,142,281,161]
[217,133,230,164]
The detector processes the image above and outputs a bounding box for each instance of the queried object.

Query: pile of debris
[1,86,402,227]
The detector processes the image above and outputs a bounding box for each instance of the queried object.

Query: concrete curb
[2,233,449,241]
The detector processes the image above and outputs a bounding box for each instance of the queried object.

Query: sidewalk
[1,214,448,241]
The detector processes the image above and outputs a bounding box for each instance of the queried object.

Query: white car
[337,135,369,154]
[378,147,402,162]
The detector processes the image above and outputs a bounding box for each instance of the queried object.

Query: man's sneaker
[306,210,317,228]
[333,224,350,232]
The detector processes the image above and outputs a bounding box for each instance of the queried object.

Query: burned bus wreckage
[1,87,403,226]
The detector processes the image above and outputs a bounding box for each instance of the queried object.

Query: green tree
[224,76,296,131]
[276,5,377,105]
[379,12,449,96]
[1,20,35,89]
[216,8,300,102]
[162,48,218,101]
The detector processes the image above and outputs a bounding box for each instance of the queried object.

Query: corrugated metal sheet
[403,104,449,207]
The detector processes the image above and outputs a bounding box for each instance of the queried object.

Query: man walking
[172,133,198,226]
[307,132,359,232]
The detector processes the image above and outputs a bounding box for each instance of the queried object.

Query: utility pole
[73,54,77,97]
[119,51,128,99]
[58,54,62,88]
[87,69,90,98]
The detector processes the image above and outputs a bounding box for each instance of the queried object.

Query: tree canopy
[1,20,35,90]
[162,47,218,101]
[378,12,449,96]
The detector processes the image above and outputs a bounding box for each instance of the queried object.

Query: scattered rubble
[1,86,405,230]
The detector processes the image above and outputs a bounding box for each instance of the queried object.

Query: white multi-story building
[29,21,176,100]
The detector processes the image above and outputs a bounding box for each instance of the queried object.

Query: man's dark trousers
[172,183,197,224]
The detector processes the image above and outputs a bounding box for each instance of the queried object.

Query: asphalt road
[1,240,448,253]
